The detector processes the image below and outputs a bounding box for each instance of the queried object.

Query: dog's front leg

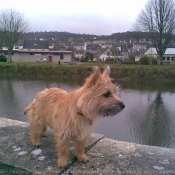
[55,136,70,168]
[75,139,89,163]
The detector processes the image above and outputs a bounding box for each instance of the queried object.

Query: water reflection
[127,91,175,147]
[0,76,175,148]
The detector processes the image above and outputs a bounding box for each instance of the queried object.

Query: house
[2,41,24,51]
[98,48,120,61]
[10,40,72,63]
[74,50,84,60]
[121,44,129,60]
[23,40,49,51]
[99,48,113,61]
[100,43,112,49]
[133,42,147,51]
[72,43,84,50]
[143,47,175,63]
[112,43,129,60]
[144,48,157,58]
[86,44,101,54]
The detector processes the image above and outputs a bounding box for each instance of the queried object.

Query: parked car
[68,61,77,65]
[36,58,48,63]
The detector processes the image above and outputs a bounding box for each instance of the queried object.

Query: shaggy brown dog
[24,66,125,168]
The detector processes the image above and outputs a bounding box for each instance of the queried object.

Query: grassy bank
[0,62,175,82]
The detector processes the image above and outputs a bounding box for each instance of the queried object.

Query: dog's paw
[78,154,90,163]
[57,158,69,168]
[31,140,41,147]
[33,143,41,147]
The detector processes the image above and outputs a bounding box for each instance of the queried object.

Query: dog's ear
[85,66,101,87]
[103,65,110,78]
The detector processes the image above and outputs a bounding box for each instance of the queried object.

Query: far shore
[0,62,175,82]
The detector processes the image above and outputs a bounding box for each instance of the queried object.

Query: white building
[136,47,175,63]
[11,50,72,63]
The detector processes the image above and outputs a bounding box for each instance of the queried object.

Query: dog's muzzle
[102,102,125,117]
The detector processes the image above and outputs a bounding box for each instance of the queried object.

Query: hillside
[21,31,150,42]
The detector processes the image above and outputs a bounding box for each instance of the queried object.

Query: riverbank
[0,62,175,82]
[1,117,175,175]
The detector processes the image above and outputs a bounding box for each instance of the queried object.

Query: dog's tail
[24,103,32,115]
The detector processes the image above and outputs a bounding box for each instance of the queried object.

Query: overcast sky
[0,0,148,35]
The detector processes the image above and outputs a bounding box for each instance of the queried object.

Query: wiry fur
[24,65,125,168]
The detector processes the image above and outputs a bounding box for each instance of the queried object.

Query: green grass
[1,61,175,69]
[0,62,175,82]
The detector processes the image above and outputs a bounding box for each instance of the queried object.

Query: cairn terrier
[24,65,125,168]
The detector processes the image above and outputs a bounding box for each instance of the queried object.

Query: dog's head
[77,65,125,120]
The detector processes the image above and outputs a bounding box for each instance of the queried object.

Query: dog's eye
[103,91,111,98]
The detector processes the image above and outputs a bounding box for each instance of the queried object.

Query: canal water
[0,76,175,149]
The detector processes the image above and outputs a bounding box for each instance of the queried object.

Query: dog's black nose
[120,103,125,109]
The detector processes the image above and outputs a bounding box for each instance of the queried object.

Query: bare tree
[133,0,175,64]
[0,9,29,62]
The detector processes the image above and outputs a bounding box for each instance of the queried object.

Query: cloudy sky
[0,0,148,35]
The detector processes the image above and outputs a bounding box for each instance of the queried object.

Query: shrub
[140,56,149,65]
[140,55,157,65]
[152,57,158,65]
[0,55,7,62]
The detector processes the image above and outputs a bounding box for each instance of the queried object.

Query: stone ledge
[1,117,175,175]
